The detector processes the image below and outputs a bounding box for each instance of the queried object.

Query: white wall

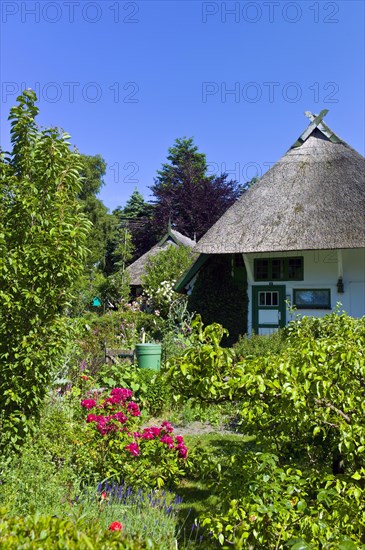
[244,248,365,334]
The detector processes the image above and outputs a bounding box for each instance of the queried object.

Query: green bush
[142,245,195,317]
[0,507,157,549]
[97,362,172,417]
[198,312,365,547]
[232,329,286,360]
[0,396,84,516]
[202,453,365,548]
[165,316,240,402]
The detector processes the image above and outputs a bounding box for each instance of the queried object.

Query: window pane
[259,292,265,305]
[272,259,283,280]
[265,292,272,306]
[294,289,330,309]
[272,292,278,306]
[256,260,269,280]
[288,258,303,279]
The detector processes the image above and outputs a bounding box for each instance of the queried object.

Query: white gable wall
[244,248,365,334]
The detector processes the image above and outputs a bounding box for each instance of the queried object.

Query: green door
[252,285,286,335]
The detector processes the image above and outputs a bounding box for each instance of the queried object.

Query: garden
[1,92,365,549]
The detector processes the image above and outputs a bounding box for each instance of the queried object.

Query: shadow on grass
[174,434,259,548]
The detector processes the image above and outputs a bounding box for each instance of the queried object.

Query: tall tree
[0,91,90,450]
[114,188,153,220]
[111,188,155,266]
[78,155,115,270]
[150,138,242,240]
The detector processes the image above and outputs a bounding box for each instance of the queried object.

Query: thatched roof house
[177,111,365,336]
[195,111,364,254]
[127,224,195,294]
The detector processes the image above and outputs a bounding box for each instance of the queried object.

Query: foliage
[0,393,182,549]
[115,188,153,220]
[232,329,286,360]
[98,269,131,307]
[142,245,195,316]
[233,312,365,472]
[202,452,365,548]
[0,507,159,549]
[187,254,248,346]
[78,154,115,271]
[197,312,365,546]
[78,305,165,374]
[97,363,173,417]
[70,270,107,317]
[112,226,135,272]
[112,189,154,264]
[0,399,81,517]
[165,316,239,403]
[150,137,242,241]
[76,387,189,488]
[0,91,90,452]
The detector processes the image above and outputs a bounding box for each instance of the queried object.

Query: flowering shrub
[77,387,188,488]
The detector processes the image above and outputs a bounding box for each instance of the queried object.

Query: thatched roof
[195,111,365,254]
[126,227,195,286]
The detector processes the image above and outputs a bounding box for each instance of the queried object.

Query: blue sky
[1,0,364,212]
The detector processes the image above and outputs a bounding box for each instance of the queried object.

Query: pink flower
[110,388,133,402]
[81,399,96,409]
[175,435,185,445]
[161,421,174,433]
[141,428,155,440]
[86,414,98,423]
[125,442,140,456]
[127,402,141,417]
[160,435,175,449]
[112,411,128,424]
[103,396,119,407]
[177,445,188,459]
[133,431,142,439]
[109,521,123,531]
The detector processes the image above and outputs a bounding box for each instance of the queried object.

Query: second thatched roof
[195,112,365,254]
[126,227,195,286]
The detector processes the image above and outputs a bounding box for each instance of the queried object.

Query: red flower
[81,375,89,381]
[109,521,123,531]
[101,491,107,500]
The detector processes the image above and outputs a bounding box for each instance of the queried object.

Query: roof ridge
[291,110,343,149]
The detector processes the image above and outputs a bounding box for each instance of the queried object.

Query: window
[254,257,303,281]
[293,289,331,309]
[259,291,279,306]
